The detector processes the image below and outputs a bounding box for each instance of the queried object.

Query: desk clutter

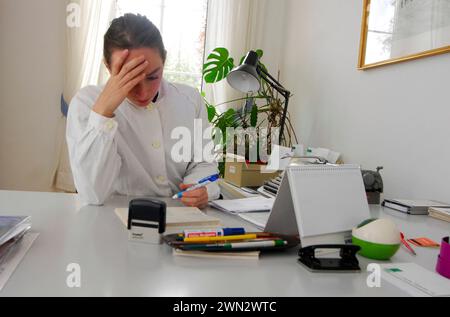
[116,199,299,259]
[164,231,300,253]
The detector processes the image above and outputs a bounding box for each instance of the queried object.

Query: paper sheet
[381,263,450,297]
[0,232,39,292]
[209,197,275,214]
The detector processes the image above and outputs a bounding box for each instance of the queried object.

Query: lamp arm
[257,65,290,97]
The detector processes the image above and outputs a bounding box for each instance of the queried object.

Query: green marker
[183,239,287,251]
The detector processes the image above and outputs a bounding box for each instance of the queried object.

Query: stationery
[172,174,219,199]
[400,232,416,255]
[173,249,260,260]
[183,234,258,243]
[265,165,371,247]
[115,207,221,235]
[209,197,275,214]
[407,237,440,248]
[381,263,450,297]
[436,237,450,279]
[382,199,450,215]
[182,228,245,238]
[183,239,288,251]
[428,207,450,222]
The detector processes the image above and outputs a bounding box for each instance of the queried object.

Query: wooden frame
[358,0,450,70]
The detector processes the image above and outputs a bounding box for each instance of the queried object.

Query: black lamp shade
[227,51,261,93]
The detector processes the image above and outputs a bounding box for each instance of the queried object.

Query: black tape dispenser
[128,199,167,244]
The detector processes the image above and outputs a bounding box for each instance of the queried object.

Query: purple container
[436,237,450,279]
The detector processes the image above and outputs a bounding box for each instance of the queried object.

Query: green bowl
[352,236,400,260]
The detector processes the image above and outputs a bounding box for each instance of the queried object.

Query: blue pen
[172,174,220,199]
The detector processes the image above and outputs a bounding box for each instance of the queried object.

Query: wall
[0,0,66,192]
[280,0,450,202]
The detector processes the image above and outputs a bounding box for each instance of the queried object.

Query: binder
[265,165,371,247]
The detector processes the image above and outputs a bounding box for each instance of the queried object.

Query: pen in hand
[172,174,219,200]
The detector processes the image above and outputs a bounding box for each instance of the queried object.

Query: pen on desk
[182,228,246,238]
[172,174,220,199]
[183,239,288,251]
[183,234,258,243]
[400,232,416,255]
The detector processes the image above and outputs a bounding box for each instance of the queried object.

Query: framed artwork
[358,0,450,69]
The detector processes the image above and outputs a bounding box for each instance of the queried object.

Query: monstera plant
[202,47,298,176]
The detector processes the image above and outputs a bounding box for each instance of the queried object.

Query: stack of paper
[0,216,38,291]
[218,179,260,200]
[209,197,275,214]
[428,207,450,223]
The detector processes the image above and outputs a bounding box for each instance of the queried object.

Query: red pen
[400,232,416,255]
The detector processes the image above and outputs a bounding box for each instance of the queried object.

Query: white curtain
[203,0,286,111]
[52,0,116,192]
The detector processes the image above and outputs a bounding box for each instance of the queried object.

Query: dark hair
[104,13,167,66]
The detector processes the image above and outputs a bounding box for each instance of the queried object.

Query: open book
[115,207,222,234]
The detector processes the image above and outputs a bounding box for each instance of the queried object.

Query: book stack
[428,207,450,223]
[0,216,32,266]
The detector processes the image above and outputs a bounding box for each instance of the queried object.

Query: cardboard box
[224,162,280,188]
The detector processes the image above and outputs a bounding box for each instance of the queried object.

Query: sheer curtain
[52,0,116,192]
[203,0,286,111]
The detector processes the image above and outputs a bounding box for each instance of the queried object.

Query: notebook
[382,199,450,215]
[209,197,275,214]
[265,165,371,247]
[115,207,222,234]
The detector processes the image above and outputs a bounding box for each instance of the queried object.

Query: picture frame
[358,0,450,70]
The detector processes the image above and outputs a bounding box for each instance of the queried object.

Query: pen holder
[436,237,450,279]
[128,199,166,245]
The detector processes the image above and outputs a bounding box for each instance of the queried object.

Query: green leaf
[207,105,216,122]
[203,48,235,83]
[250,105,258,127]
[255,49,264,59]
[239,49,264,65]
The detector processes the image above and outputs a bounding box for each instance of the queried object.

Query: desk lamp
[226,51,291,145]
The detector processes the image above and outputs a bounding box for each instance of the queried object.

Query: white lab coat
[66,79,220,205]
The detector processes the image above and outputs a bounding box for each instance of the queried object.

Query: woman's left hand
[179,183,209,209]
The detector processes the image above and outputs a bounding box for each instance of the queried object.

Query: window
[116,0,208,89]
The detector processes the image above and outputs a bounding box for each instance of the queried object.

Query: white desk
[0,190,448,297]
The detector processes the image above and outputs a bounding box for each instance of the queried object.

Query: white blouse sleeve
[183,91,221,201]
[66,87,122,205]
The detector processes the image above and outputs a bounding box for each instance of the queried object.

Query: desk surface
[0,190,448,297]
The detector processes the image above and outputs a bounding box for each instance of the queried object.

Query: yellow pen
[184,234,258,243]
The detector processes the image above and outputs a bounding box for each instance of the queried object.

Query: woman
[66,14,220,208]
